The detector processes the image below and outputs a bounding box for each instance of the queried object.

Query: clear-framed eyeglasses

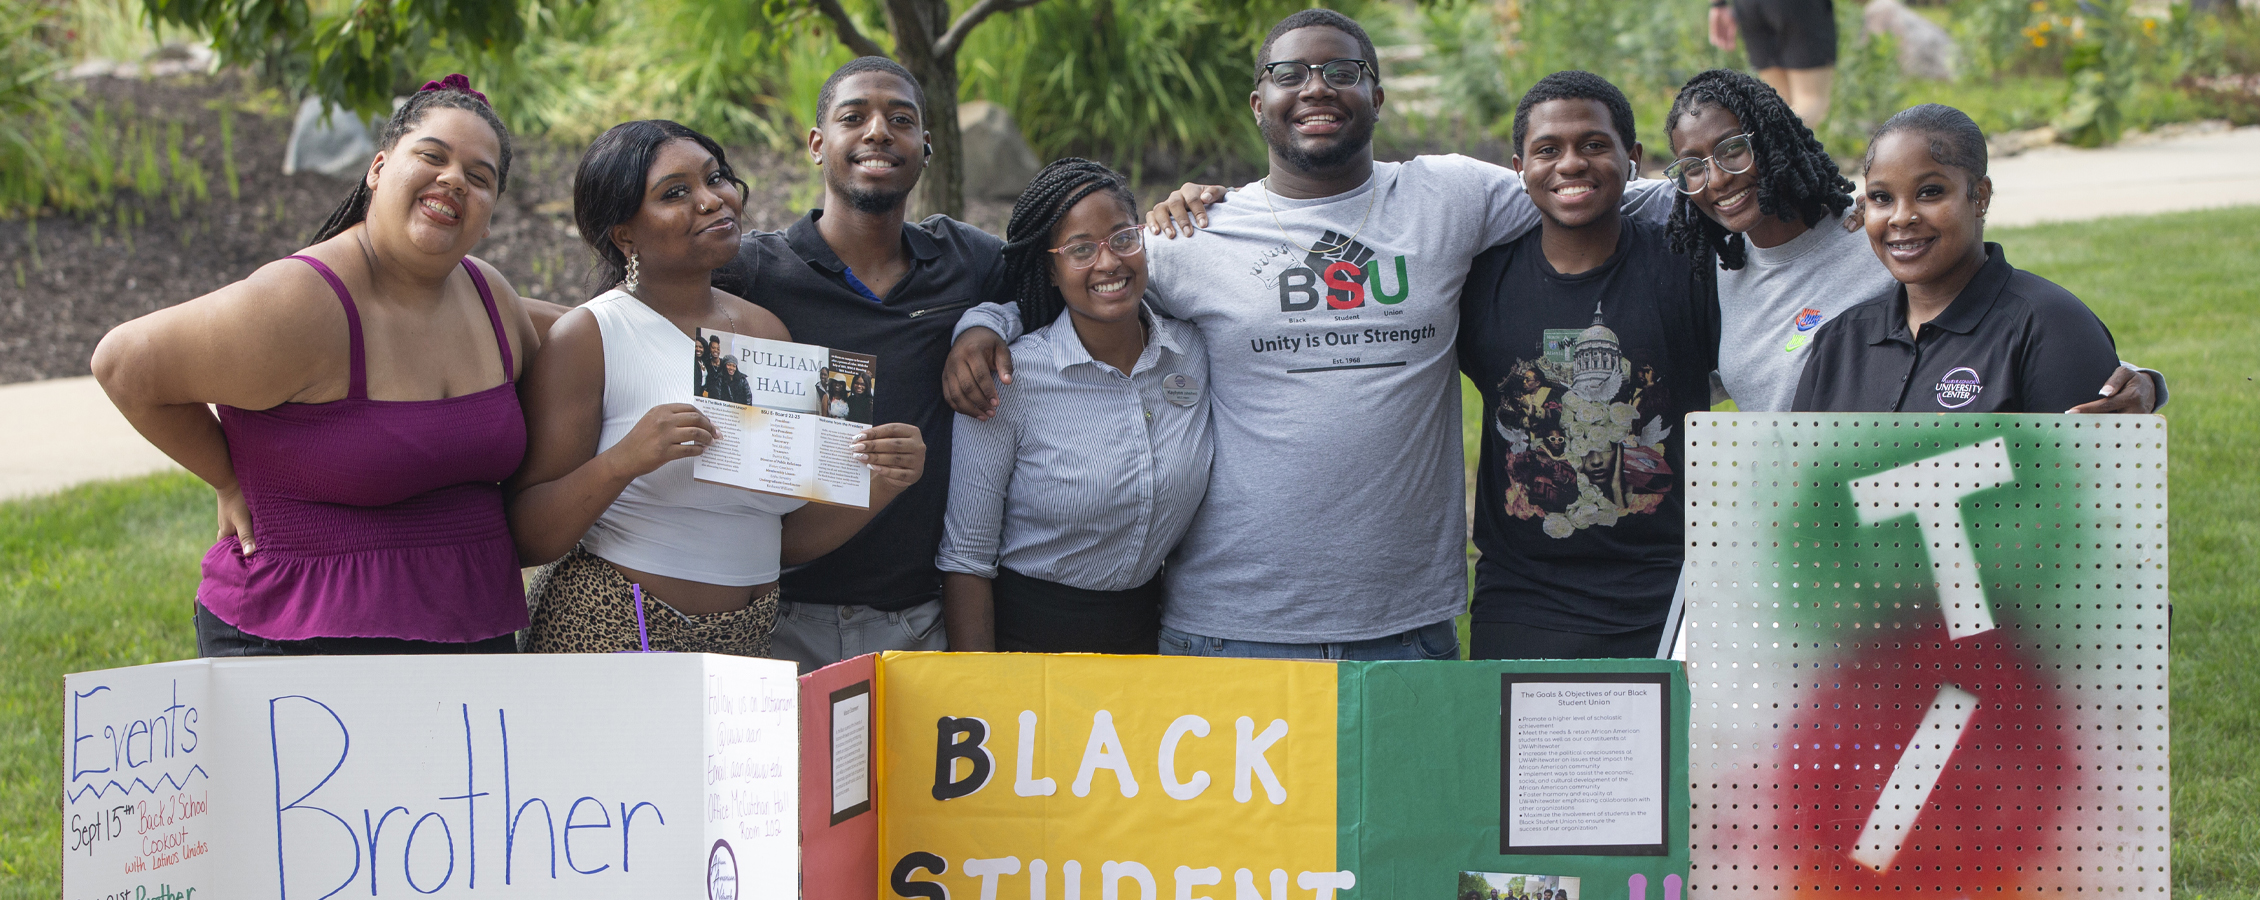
[1257,58,1376,90]
[1663,133,1758,195]
[1050,226,1145,269]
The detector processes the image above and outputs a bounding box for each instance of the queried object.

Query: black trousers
[992,567,1162,655]
[195,602,518,657]
[1470,620,1666,661]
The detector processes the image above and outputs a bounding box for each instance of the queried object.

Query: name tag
[1162,373,1200,408]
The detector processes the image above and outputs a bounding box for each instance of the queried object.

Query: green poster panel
[1348,660,1692,900]
[1680,414,2169,895]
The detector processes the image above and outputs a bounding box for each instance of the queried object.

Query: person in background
[939,159,1212,654]
[92,76,540,656]
[1662,69,2161,414]
[705,57,1000,671]
[1459,72,1718,660]
[508,119,925,656]
[1791,104,2122,413]
[1706,0,1837,127]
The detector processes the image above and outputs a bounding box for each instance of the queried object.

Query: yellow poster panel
[877,653,1341,899]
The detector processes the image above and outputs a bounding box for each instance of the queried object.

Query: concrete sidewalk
[4,127,2257,503]
[0,376,182,501]
[1979,125,2260,228]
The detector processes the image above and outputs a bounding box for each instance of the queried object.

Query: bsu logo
[1276,231,1410,312]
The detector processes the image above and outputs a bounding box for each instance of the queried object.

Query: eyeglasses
[1663,133,1757,195]
[1258,59,1376,90]
[1049,226,1145,268]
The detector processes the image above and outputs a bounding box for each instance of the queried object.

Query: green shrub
[958,0,1377,182]
[1821,0,1905,159]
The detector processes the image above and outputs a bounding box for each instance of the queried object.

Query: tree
[140,0,534,120]
[141,0,1040,217]
[799,0,1049,217]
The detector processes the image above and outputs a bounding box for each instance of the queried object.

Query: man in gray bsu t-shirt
[946,11,1667,658]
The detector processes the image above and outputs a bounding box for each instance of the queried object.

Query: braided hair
[1662,69,1851,271]
[1000,158,1137,333]
[313,84,514,243]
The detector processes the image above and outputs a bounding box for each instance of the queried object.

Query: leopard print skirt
[523,546,780,657]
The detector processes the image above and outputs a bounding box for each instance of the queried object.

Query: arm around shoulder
[2016,284,2126,415]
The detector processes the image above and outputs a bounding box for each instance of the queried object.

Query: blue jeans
[768,598,948,674]
[1156,619,1460,661]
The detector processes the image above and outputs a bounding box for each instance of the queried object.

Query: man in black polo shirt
[711,57,1004,670]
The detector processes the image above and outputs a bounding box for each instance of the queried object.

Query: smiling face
[609,138,746,279]
[364,107,503,257]
[1251,26,1383,175]
[1859,129,1991,292]
[1048,191,1148,329]
[1514,97,1640,231]
[810,71,927,215]
[1666,101,1809,249]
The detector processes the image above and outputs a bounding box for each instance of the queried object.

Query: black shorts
[1733,0,1838,70]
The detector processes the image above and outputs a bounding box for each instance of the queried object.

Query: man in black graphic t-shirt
[1457,71,1720,660]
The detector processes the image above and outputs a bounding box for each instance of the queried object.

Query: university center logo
[1264,231,1411,312]
[1935,366,1983,408]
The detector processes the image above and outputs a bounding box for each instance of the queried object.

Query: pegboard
[1679,414,2169,896]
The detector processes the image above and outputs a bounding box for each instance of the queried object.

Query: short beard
[843,183,912,214]
[826,167,914,215]
[1260,113,1377,175]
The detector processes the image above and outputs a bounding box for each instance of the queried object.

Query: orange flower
[2033,34,2049,47]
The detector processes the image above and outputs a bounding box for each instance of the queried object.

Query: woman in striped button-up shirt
[938,159,1214,654]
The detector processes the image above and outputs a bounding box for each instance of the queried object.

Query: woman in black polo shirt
[1791,105,2121,413]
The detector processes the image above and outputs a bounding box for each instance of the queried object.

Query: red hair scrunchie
[418,73,489,108]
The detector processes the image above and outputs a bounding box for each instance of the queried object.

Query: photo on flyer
[690,327,878,508]
[1457,871,1581,900]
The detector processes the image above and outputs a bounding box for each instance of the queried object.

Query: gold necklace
[1260,173,1381,256]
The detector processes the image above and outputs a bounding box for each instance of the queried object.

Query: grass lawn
[3,208,2256,897]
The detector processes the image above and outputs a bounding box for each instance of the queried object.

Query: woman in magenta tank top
[92,77,543,656]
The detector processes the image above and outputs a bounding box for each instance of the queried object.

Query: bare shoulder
[717,288,791,342]
[539,304,605,359]
[94,255,350,408]
[163,256,355,358]
[464,254,544,371]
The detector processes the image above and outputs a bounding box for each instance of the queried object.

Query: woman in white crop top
[507,121,925,656]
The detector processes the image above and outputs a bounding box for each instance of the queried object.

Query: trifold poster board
[800,653,1691,900]
[61,654,798,900]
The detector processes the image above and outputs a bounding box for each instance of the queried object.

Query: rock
[1987,126,2056,158]
[1863,0,1958,81]
[283,96,384,178]
[957,100,1043,202]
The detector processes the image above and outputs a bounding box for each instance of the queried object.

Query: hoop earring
[623,250,641,295]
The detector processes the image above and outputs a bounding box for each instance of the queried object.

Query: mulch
[0,72,1016,385]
